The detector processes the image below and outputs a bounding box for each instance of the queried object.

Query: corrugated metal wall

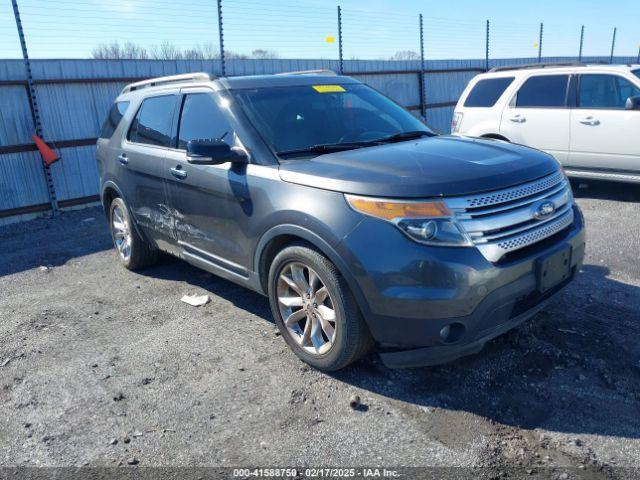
[1,56,637,223]
[0,82,51,216]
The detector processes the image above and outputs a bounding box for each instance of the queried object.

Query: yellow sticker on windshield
[312,85,346,93]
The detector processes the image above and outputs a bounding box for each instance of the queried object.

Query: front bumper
[379,278,567,368]
[337,205,586,368]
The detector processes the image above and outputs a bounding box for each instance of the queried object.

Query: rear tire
[268,244,374,371]
[108,197,158,271]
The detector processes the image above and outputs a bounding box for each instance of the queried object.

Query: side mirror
[625,96,640,111]
[186,139,248,165]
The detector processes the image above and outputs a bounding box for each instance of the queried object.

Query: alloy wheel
[277,262,337,355]
[111,204,132,261]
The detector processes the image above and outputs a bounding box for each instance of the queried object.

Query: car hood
[278,136,560,198]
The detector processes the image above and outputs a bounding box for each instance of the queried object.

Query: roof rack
[121,72,215,94]
[489,62,587,73]
[274,69,338,76]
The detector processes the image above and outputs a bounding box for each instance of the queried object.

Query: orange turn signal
[345,195,451,221]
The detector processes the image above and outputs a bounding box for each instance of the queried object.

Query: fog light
[439,323,466,343]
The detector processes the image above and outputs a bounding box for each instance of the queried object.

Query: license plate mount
[536,245,572,293]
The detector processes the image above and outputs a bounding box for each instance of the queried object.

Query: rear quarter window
[463,77,515,107]
[633,69,640,81]
[127,95,176,147]
[99,101,129,139]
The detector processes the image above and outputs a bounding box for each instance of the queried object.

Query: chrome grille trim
[446,171,565,211]
[479,203,573,242]
[460,188,571,236]
[445,171,575,262]
[455,181,568,219]
[476,209,574,262]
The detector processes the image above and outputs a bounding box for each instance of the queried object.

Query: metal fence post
[419,14,426,118]
[11,0,59,216]
[578,25,584,61]
[538,23,544,62]
[485,20,490,71]
[216,0,226,76]
[337,6,344,75]
[610,27,617,64]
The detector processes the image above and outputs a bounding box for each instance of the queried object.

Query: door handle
[579,117,600,126]
[170,166,187,179]
[117,153,129,165]
[509,115,526,123]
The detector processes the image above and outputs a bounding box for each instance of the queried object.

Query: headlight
[345,194,472,247]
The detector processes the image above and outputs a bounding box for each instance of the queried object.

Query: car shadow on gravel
[0,207,112,277]
[332,264,640,439]
[571,179,640,203]
[139,254,273,321]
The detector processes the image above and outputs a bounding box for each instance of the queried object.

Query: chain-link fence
[1,0,638,62]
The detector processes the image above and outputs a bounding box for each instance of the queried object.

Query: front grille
[465,171,565,208]
[495,211,573,251]
[446,172,575,262]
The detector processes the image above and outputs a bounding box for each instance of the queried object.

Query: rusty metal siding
[35,83,124,140]
[49,145,99,202]
[424,106,455,134]
[352,72,420,108]
[0,85,33,145]
[0,85,50,212]
[0,152,50,211]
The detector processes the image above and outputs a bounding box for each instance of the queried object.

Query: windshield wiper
[276,131,435,158]
[372,130,435,144]
[276,142,373,158]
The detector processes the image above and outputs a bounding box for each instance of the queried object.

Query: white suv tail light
[451,112,463,133]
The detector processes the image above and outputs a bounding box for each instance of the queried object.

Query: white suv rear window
[464,77,515,108]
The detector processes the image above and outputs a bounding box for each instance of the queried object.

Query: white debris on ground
[180,294,211,307]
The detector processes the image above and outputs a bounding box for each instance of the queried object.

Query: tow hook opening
[440,323,466,344]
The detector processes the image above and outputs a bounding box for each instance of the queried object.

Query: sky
[0,0,638,60]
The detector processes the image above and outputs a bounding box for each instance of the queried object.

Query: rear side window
[99,101,129,139]
[515,75,569,108]
[177,93,234,150]
[128,95,176,147]
[464,77,515,107]
[633,70,640,80]
[578,74,640,109]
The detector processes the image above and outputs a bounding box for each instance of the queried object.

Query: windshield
[231,84,433,156]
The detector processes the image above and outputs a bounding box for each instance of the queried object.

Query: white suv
[452,63,640,183]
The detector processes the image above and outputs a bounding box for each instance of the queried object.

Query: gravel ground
[0,180,639,477]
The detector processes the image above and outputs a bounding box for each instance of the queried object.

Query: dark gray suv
[97,71,585,371]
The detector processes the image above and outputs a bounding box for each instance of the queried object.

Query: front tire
[268,244,373,371]
[109,197,157,271]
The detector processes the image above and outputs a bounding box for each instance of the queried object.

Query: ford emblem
[533,201,556,220]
